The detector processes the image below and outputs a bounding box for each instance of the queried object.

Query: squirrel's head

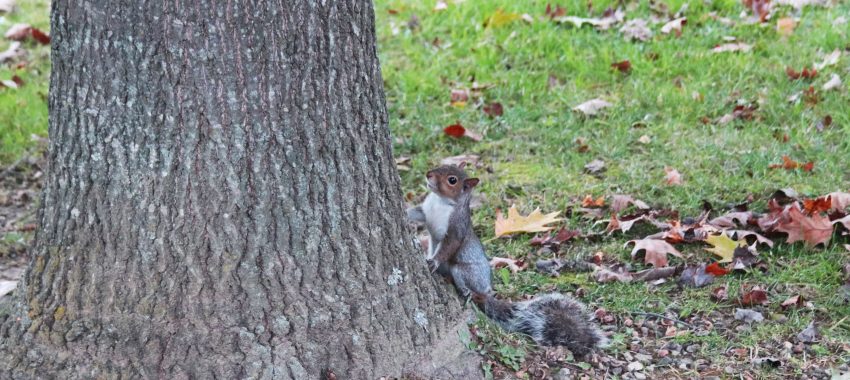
[425,164,479,202]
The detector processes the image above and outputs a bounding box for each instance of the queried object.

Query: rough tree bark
[0,1,474,378]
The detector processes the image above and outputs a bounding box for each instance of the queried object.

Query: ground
[1,0,849,379]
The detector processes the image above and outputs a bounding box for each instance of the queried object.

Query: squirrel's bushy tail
[472,292,608,357]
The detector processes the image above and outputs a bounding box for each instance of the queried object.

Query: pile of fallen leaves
[493,189,850,291]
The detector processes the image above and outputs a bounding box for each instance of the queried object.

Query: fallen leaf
[711,285,729,301]
[813,49,841,70]
[606,213,647,234]
[555,10,624,30]
[828,192,850,211]
[776,17,796,35]
[725,230,774,248]
[29,27,50,45]
[709,211,753,228]
[484,9,520,28]
[443,123,482,141]
[581,194,606,208]
[584,159,606,174]
[495,205,563,237]
[786,67,818,80]
[712,42,753,53]
[705,262,730,276]
[626,239,683,267]
[450,88,469,106]
[482,102,504,117]
[775,0,829,9]
[743,0,771,22]
[0,280,16,298]
[620,19,653,42]
[705,233,744,263]
[610,194,649,213]
[815,115,832,132]
[803,196,832,214]
[664,167,682,185]
[832,215,850,231]
[638,135,651,144]
[0,0,14,13]
[780,295,805,309]
[775,204,833,247]
[679,264,715,287]
[739,286,768,306]
[434,0,448,11]
[573,98,612,116]
[769,155,813,171]
[661,17,687,35]
[4,23,30,40]
[822,73,842,91]
[0,41,24,63]
[735,308,764,323]
[545,3,567,19]
[490,257,527,274]
[611,60,631,73]
[796,321,818,343]
[440,154,480,167]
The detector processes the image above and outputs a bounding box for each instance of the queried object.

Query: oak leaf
[490,257,527,274]
[626,239,682,267]
[775,204,833,246]
[495,205,562,237]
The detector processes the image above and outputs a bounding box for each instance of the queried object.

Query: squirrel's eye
[448,176,458,185]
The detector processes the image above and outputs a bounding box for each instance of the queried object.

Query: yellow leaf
[484,9,520,29]
[705,233,745,263]
[495,205,562,237]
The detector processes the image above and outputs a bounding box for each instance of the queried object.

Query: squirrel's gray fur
[408,165,605,357]
[474,292,608,357]
[407,165,491,297]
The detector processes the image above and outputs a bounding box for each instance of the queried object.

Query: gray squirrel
[407,164,607,357]
[407,164,492,297]
[471,292,609,358]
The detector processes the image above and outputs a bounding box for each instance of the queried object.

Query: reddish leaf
[450,89,469,104]
[705,262,730,276]
[769,155,813,172]
[611,60,632,73]
[743,0,771,22]
[739,287,768,306]
[545,3,567,19]
[816,115,832,132]
[30,28,51,45]
[786,67,817,80]
[664,167,683,185]
[581,195,605,208]
[444,123,466,138]
[803,196,832,215]
[482,102,504,117]
[11,75,24,87]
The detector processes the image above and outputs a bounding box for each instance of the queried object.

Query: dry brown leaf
[823,73,842,91]
[610,194,649,213]
[664,167,683,185]
[440,154,480,167]
[495,205,562,237]
[626,239,682,267]
[776,17,796,36]
[620,19,653,41]
[776,204,834,247]
[661,17,687,35]
[826,192,850,211]
[709,211,753,228]
[606,214,647,234]
[490,257,527,274]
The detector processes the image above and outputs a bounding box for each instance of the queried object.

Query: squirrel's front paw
[427,260,440,273]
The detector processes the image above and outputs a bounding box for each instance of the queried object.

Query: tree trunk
[0,1,469,378]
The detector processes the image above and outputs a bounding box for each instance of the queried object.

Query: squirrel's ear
[463,178,479,190]
[457,162,467,169]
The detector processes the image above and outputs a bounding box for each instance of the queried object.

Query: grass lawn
[1,0,849,377]
[0,0,50,163]
[377,0,849,377]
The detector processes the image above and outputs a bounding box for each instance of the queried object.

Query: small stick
[630,311,695,329]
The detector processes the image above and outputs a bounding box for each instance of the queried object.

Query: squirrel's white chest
[422,193,453,242]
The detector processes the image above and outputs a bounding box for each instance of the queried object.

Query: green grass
[2,0,848,375]
[377,0,850,374]
[0,0,50,163]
